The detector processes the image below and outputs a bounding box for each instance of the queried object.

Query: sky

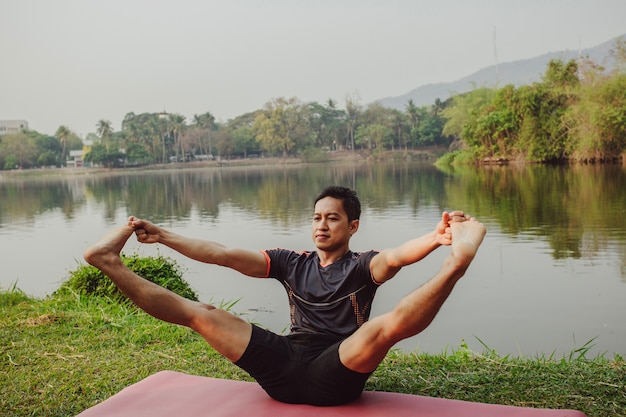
[1,0,625,137]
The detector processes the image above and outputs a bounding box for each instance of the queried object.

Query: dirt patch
[21,313,59,327]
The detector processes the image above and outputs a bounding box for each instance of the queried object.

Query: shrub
[299,147,329,162]
[57,253,198,303]
[436,150,477,166]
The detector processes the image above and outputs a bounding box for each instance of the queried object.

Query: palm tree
[168,114,187,161]
[405,99,420,148]
[344,94,362,151]
[193,112,216,156]
[55,125,71,164]
[96,120,113,151]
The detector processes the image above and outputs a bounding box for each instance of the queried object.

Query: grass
[2,287,624,417]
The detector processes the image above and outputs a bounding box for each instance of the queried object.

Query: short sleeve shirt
[263,248,381,339]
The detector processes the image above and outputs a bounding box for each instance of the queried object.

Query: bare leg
[339,219,486,373]
[83,225,252,362]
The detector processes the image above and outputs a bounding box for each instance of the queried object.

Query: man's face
[312,196,358,252]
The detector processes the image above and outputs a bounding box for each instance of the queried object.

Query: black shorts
[234,324,372,406]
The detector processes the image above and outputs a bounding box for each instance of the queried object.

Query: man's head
[314,186,361,222]
[312,186,361,253]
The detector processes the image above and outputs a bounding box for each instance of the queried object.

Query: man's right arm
[129,216,268,278]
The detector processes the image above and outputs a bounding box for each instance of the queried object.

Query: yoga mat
[77,370,587,417]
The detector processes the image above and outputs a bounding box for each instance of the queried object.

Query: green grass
[1,288,624,417]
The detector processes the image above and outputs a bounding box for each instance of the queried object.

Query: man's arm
[128,217,268,278]
[369,211,465,284]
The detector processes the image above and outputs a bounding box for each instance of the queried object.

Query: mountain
[376,34,624,110]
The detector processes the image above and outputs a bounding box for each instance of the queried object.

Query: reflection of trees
[0,178,87,225]
[3,163,624,263]
[353,162,448,214]
[78,164,451,228]
[443,164,626,260]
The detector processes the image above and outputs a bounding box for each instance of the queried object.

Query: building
[0,120,29,136]
[66,149,85,168]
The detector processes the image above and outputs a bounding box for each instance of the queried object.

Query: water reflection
[1,162,625,356]
[3,163,624,264]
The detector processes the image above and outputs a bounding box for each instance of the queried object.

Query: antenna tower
[493,26,499,84]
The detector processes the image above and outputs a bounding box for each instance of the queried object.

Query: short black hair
[314,186,361,222]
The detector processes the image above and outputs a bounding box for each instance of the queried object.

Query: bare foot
[450,219,486,265]
[83,225,135,269]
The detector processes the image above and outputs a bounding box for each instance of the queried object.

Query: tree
[193,112,216,156]
[355,124,392,150]
[405,99,420,147]
[441,87,496,139]
[231,125,259,158]
[524,61,578,161]
[213,129,235,158]
[122,112,162,163]
[459,60,580,161]
[566,71,626,161]
[55,125,71,163]
[325,99,347,151]
[253,97,312,158]
[168,113,187,161]
[35,134,62,166]
[542,59,580,90]
[65,132,84,154]
[308,99,346,151]
[358,103,396,150]
[96,120,114,152]
[84,142,124,167]
[125,142,152,165]
[344,93,362,151]
[0,132,38,169]
[390,109,408,150]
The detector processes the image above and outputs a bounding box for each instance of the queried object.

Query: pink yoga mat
[77,371,587,417]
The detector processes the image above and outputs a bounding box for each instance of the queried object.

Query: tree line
[1,38,623,170]
[0,94,453,170]
[442,38,626,163]
[83,93,455,168]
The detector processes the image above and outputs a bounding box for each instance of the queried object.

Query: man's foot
[450,219,486,265]
[83,225,135,269]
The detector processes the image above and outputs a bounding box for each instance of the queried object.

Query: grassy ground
[1,288,624,417]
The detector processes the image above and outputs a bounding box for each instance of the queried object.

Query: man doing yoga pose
[84,185,486,406]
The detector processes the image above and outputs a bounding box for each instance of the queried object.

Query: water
[1,161,625,357]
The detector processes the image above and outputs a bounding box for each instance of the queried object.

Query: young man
[84,185,486,406]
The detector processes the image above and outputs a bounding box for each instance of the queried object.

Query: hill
[376,34,624,110]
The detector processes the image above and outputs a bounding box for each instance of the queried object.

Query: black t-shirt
[263,248,381,339]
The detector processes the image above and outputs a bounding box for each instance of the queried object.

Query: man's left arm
[369,211,466,284]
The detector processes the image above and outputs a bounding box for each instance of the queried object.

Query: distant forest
[1,38,624,170]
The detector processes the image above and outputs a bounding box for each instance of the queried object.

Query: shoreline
[0,149,443,180]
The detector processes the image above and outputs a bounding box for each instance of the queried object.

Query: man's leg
[83,224,252,362]
[339,219,486,373]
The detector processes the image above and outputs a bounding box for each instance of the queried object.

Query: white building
[66,149,85,168]
[0,120,29,136]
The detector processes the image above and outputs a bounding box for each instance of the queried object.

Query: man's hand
[435,211,467,246]
[127,216,162,244]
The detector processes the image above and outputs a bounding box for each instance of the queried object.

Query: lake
[1,161,624,357]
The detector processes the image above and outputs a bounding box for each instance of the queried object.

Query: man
[84,185,486,406]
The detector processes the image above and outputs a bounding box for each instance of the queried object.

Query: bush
[299,147,329,162]
[57,253,199,303]
[436,150,477,166]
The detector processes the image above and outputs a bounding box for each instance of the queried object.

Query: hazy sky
[1,0,625,137]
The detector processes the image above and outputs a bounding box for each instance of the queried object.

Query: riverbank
[0,149,442,181]
[1,288,623,417]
